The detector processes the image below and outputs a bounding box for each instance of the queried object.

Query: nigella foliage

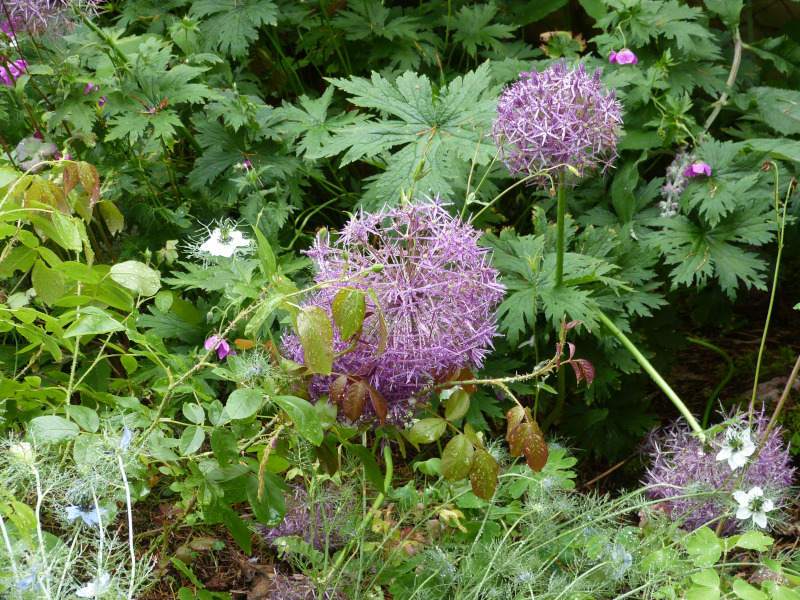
[643,407,795,535]
[492,60,623,187]
[282,197,505,426]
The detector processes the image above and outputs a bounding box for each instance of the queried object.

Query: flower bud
[9,442,34,464]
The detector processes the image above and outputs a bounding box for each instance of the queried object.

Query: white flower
[75,572,111,598]
[734,486,774,528]
[198,227,250,258]
[716,426,755,470]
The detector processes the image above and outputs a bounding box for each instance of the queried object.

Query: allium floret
[2,0,102,33]
[282,197,504,425]
[492,60,623,187]
[643,407,795,534]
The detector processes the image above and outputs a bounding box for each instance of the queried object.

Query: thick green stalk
[555,178,567,286]
[595,308,706,442]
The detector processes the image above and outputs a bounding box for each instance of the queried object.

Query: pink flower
[55,152,72,160]
[684,162,711,177]
[243,159,252,168]
[85,83,98,94]
[98,96,106,107]
[0,59,27,86]
[204,335,236,360]
[609,49,638,65]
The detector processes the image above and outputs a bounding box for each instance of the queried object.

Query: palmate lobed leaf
[189,0,278,57]
[323,63,498,208]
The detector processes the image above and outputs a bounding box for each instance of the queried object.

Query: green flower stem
[554,177,567,287]
[595,308,706,442]
[688,337,735,428]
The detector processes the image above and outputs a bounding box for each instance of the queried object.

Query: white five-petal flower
[198,227,250,258]
[716,426,755,470]
[76,572,111,598]
[734,486,774,528]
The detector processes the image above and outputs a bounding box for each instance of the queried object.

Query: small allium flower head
[685,162,711,177]
[643,407,795,534]
[609,49,638,65]
[204,335,236,360]
[492,60,623,187]
[3,0,103,33]
[734,486,774,529]
[282,197,505,425]
[716,426,756,470]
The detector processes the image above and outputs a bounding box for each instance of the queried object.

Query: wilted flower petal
[75,572,111,598]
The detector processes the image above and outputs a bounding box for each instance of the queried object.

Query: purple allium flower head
[609,49,638,65]
[492,60,623,188]
[643,406,795,535]
[0,59,27,86]
[204,335,236,360]
[282,197,505,426]
[685,162,711,177]
[2,0,102,33]
[259,484,351,552]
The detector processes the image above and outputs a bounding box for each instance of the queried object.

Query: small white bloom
[716,426,755,470]
[734,486,774,528]
[198,227,250,258]
[76,572,111,598]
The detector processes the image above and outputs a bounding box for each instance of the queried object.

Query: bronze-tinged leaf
[506,406,525,440]
[523,421,548,471]
[507,422,529,458]
[441,434,475,481]
[342,381,368,421]
[233,339,255,350]
[362,380,388,426]
[457,368,478,395]
[469,449,498,500]
[330,375,349,406]
[571,358,595,387]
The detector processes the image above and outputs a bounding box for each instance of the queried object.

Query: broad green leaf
[611,152,644,223]
[226,389,263,420]
[406,418,446,445]
[110,261,161,296]
[98,200,124,235]
[246,473,286,527]
[31,259,65,307]
[64,307,126,337]
[441,434,475,481]
[271,395,323,446]
[469,448,498,500]
[344,442,386,494]
[444,388,470,421]
[331,288,366,341]
[205,497,251,554]
[251,226,276,281]
[190,0,278,57]
[28,415,80,444]
[735,530,773,551]
[703,0,743,27]
[64,405,99,432]
[51,212,82,252]
[750,87,800,136]
[686,527,723,567]
[762,581,800,600]
[296,306,334,375]
[733,579,767,600]
[179,426,205,456]
[688,569,720,600]
[183,403,205,425]
[210,428,239,469]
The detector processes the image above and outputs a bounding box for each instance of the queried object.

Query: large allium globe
[492,60,623,187]
[282,197,505,426]
[643,407,795,535]
[1,0,102,33]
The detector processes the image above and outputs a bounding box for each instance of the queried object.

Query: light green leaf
[110,261,161,296]
[296,306,334,375]
[271,395,323,446]
[179,426,205,456]
[28,415,80,444]
[441,434,475,481]
[64,307,126,337]
[733,579,767,600]
[183,403,205,425]
[31,259,65,307]
[226,389,263,420]
[406,418,446,445]
[64,405,100,432]
[332,288,366,341]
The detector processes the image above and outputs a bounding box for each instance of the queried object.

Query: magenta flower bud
[85,83,99,94]
[204,335,236,360]
[609,49,638,65]
[55,152,72,160]
[33,130,43,140]
[243,159,252,168]
[98,96,106,107]
[684,162,711,177]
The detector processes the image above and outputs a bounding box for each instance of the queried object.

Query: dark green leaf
[210,428,239,469]
[406,418,446,445]
[246,473,286,527]
[226,389,263,420]
[441,434,475,481]
[332,288,366,341]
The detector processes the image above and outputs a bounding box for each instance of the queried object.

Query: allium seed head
[282,197,505,426]
[643,407,795,534]
[492,60,623,187]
